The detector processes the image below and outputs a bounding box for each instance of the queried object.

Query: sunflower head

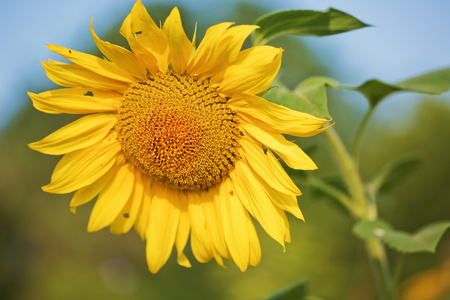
[115,69,241,190]
[29,0,330,273]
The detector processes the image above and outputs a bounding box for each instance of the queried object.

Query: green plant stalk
[322,127,393,299]
[322,127,367,216]
[307,175,354,214]
[351,106,376,163]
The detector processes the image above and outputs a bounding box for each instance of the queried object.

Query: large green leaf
[266,279,308,300]
[368,153,423,195]
[264,77,337,119]
[341,68,450,107]
[353,220,450,253]
[253,8,370,45]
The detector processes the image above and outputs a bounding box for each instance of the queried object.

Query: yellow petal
[187,22,232,76]
[134,175,152,239]
[217,177,250,272]
[199,187,232,264]
[264,180,304,221]
[90,20,147,79]
[240,138,301,195]
[230,162,287,248]
[175,192,191,268]
[120,14,158,74]
[42,60,129,92]
[209,25,260,84]
[162,7,192,74]
[188,23,258,80]
[266,149,303,192]
[29,114,116,155]
[28,88,121,115]
[110,168,145,235]
[218,46,282,96]
[145,183,180,274]
[282,211,291,243]
[43,132,121,194]
[122,0,169,72]
[266,149,305,220]
[87,163,135,232]
[242,122,317,170]
[229,93,331,137]
[69,164,118,212]
[247,214,261,267]
[236,159,298,241]
[187,190,214,263]
[47,44,135,83]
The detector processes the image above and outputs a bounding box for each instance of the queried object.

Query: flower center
[115,70,240,190]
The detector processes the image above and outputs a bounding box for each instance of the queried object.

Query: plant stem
[322,127,367,217]
[322,127,393,299]
[351,107,376,163]
[307,175,355,215]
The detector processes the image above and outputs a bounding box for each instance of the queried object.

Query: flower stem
[322,127,393,299]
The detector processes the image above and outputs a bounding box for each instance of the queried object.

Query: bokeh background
[1,0,449,299]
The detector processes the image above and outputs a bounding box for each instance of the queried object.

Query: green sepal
[253,8,370,45]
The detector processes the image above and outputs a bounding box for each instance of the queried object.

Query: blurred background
[0,0,449,299]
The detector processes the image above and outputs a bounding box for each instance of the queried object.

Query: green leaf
[261,78,289,105]
[397,68,450,94]
[368,153,423,195]
[266,279,308,300]
[353,220,450,254]
[340,68,450,107]
[384,222,450,253]
[253,8,370,45]
[353,219,393,240]
[265,77,337,119]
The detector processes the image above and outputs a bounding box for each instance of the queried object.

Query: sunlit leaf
[264,77,336,119]
[369,153,423,195]
[261,79,289,105]
[266,279,308,300]
[253,8,370,45]
[397,68,450,94]
[353,220,450,253]
[341,68,450,107]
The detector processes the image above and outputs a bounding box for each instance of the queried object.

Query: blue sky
[0,0,449,132]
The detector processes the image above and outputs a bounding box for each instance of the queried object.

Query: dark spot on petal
[123,213,130,219]
[84,91,94,97]
[135,31,142,35]
[229,190,234,196]
[69,50,72,53]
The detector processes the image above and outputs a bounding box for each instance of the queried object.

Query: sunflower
[29,0,330,273]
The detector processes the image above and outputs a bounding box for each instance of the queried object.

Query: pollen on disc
[115,70,240,190]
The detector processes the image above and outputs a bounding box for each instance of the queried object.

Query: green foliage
[253,8,370,45]
[266,279,308,300]
[340,68,450,107]
[264,77,337,119]
[368,153,423,195]
[353,220,450,253]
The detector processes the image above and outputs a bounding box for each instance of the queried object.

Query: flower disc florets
[116,70,240,190]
